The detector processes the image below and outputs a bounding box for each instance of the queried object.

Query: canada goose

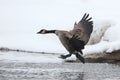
[37,13,93,63]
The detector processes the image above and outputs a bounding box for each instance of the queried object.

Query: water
[0,62,120,80]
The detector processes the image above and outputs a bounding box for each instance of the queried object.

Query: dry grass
[84,52,120,63]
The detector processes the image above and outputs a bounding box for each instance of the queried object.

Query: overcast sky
[1,0,120,34]
[0,0,120,52]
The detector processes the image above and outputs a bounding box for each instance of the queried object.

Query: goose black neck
[46,30,56,33]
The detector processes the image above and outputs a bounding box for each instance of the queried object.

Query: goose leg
[75,51,85,64]
[60,54,72,59]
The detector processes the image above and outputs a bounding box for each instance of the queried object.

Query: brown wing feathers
[80,13,93,24]
[79,13,93,33]
[69,13,93,51]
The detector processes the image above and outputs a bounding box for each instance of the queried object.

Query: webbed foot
[59,55,67,59]
[59,54,72,59]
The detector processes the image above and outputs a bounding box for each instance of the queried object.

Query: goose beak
[37,32,40,34]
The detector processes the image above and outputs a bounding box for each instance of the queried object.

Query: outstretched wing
[78,13,93,34]
[69,13,93,51]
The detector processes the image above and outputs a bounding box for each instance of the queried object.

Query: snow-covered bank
[83,23,120,55]
[0,48,120,63]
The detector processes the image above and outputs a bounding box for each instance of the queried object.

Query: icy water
[0,62,120,80]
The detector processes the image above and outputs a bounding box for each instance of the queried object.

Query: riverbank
[0,47,120,63]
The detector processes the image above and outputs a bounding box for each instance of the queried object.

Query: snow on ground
[0,52,63,63]
[83,23,120,55]
[87,21,113,45]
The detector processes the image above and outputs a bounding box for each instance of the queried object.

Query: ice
[0,52,62,63]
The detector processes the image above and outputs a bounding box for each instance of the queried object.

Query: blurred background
[0,0,120,53]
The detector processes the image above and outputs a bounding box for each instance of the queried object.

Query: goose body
[37,13,93,63]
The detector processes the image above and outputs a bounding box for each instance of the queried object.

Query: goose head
[37,29,47,34]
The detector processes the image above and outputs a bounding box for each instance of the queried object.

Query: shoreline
[0,47,120,63]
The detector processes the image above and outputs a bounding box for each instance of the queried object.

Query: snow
[0,52,63,63]
[87,21,113,45]
[83,23,120,55]
[0,0,120,55]
[103,24,120,42]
